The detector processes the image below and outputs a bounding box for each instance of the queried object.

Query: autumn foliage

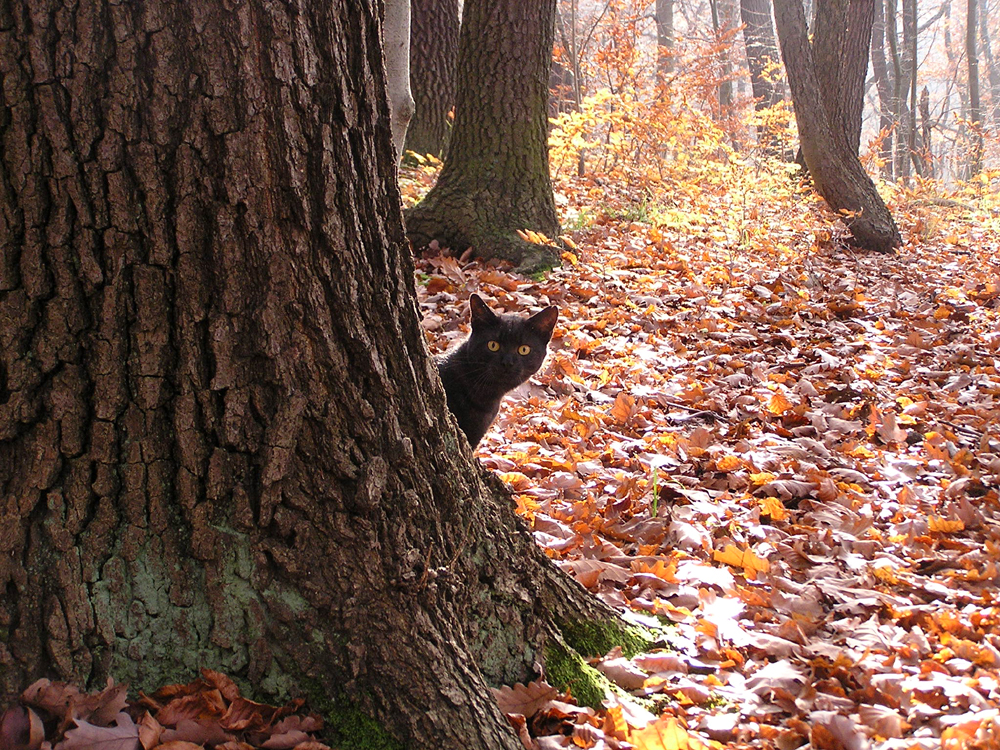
[401,14,1000,742]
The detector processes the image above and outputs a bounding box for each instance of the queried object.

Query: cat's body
[438,294,558,447]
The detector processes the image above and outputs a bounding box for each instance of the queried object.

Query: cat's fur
[438,294,558,447]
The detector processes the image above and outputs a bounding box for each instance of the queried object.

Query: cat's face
[466,294,558,391]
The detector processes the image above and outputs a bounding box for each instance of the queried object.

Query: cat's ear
[527,306,558,339]
[469,294,499,328]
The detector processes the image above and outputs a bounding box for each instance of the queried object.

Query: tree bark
[404,0,561,270]
[404,0,460,159]
[0,1,621,747]
[812,0,876,153]
[773,0,902,251]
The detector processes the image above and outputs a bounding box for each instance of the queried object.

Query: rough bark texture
[0,1,619,747]
[404,0,459,159]
[812,0,875,153]
[741,0,784,145]
[773,0,902,251]
[404,0,561,269]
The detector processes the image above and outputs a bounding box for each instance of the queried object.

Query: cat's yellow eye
[518,345,531,356]
[487,340,500,351]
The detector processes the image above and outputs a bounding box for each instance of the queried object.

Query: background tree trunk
[871,0,896,176]
[902,0,921,175]
[979,0,1000,127]
[773,0,903,251]
[404,0,561,270]
[385,0,416,162]
[741,0,784,122]
[404,0,460,159]
[657,0,676,76]
[0,1,620,747]
[968,0,984,175]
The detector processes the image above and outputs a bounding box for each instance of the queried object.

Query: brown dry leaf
[261,730,311,749]
[493,680,559,719]
[198,670,240,704]
[155,743,203,750]
[136,713,163,750]
[0,704,45,750]
[57,715,138,750]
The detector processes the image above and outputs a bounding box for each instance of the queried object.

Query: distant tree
[741,0,784,146]
[0,2,627,748]
[979,0,1000,126]
[773,0,902,251]
[657,0,676,76]
[404,0,460,159]
[405,0,561,269]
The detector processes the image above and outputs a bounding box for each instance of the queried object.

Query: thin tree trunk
[405,0,561,269]
[886,0,912,178]
[773,0,902,251]
[710,0,735,113]
[969,0,984,175]
[0,3,623,748]
[920,85,934,175]
[902,0,921,175]
[405,0,460,159]
[871,0,896,176]
[385,0,416,162]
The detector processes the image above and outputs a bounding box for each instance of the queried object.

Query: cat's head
[466,293,558,390]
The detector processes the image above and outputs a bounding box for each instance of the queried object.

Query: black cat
[438,294,558,447]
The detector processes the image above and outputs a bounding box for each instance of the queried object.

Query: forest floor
[408,161,1000,750]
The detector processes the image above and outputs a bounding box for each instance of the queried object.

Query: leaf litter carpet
[418,203,1000,749]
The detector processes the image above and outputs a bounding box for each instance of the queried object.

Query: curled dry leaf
[0,704,45,750]
[492,680,560,719]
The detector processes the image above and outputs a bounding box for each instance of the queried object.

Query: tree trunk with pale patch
[404,0,561,270]
[773,0,902,252]
[0,2,621,747]
[385,0,416,162]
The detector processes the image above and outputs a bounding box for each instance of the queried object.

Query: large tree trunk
[773,0,903,251]
[0,2,621,747]
[741,0,785,147]
[812,0,875,153]
[404,0,561,270]
[404,0,460,159]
